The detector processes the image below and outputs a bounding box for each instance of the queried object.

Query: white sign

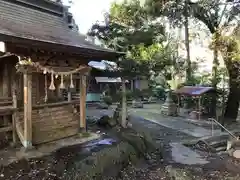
[0,42,6,53]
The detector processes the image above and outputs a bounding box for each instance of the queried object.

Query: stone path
[86,105,240,179]
[128,115,208,165]
[87,107,210,165]
[129,108,222,138]
[170,142,209,165]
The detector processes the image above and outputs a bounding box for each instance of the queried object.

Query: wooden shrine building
[0,0,121,149]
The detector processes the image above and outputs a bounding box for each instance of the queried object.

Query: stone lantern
[160,90,177,116]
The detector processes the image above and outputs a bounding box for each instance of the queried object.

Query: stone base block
[161,105,178,116]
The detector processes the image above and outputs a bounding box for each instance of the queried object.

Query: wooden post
[198,97,201,121]
[2,63,9,96]
[11,68,17,145]
[68,88,72,102]
[23,72,32,148]
[177,95,180,115]
[79,75,87,131]
[35,74,40,103]
[3,63,9,126]
[121,77,127,128]
[131,80,134,91]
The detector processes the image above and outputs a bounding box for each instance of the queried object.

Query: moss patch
[165,165,194,180]
[79,132,91,138]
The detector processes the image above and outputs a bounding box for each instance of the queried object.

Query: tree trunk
[224,86,239,122]
[211,31,219,117]
[184,0,191,82]
[121,77,127,128]
[224,62,240,122]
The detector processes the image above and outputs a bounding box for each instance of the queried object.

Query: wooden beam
[79,75,87,131]
[0,126,12,133]
[23,72,32,148]
[32,100,79,109]
[0,97,12,100]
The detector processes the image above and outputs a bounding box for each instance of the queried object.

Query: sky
[64,0,117,34]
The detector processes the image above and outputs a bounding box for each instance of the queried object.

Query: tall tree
[145,0,192,82]
[215,25,240,121]
[184,0,192,82]
[88,0,172,127]
[190,0,240,120]
[145,0,240,121]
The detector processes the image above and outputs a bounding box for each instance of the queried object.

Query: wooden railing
[0,97,13,107]
[0,96,17,148]
[0,96,18,147]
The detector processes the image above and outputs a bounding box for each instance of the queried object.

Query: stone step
[190,135,229,153]
[200,134,229,144]
[215,146,226,152]
[203,136,228,153]
[209,139,227,148]
[186,132,240,153]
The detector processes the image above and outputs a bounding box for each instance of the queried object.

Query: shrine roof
[0,0,123,60]
[174,86,215,96]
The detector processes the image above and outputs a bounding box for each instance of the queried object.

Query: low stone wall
[63,141,136,179]
[62,128,161,180]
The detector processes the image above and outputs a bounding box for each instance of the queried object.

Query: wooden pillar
[79,75,87,131]
[11,68,17,145]
[23,72,32,148]
[131,80,134,91]
[121,77,127,128]
[3,63,9,125]
[198,97,201,121]
[68,87,72,102]
[3,63,9,97]
[35,74,40,104]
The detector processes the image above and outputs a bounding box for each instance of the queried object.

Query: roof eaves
[0,33,124,60]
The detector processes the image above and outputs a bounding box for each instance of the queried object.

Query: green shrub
[103,96,113,106]
[152,85,166,99]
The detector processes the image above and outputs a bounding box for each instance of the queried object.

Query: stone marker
[97,102,109,109]
[132,100,143,108]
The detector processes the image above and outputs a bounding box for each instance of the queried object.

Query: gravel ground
[116,115,240,180]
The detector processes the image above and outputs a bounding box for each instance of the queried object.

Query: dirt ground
[1,105,240,180]
[1,121,240,180]
[123,116,240,180]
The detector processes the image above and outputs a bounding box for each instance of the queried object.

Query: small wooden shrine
[0,0,121,149]
[174,86,215,119]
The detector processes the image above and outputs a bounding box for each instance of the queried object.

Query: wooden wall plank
[18,104,78,145]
